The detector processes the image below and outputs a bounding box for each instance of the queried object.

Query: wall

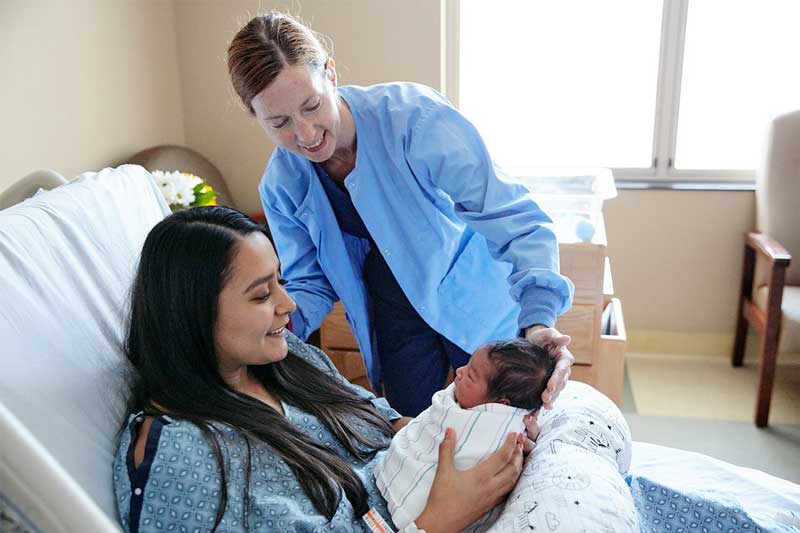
[0,0,184,190]
[604,190,754,343]
[172,0,442,214]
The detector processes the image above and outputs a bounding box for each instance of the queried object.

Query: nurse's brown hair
[227,11,332,114]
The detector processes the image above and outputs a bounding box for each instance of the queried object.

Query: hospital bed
[1,166,799,532]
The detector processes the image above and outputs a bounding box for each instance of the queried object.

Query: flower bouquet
[151,170,217,211]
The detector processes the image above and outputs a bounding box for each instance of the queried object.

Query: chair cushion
[0,165,169,524]
[756,110,800,285]
[754,284,800,353]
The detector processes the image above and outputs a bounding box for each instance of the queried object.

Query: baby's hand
[522,414,540,456]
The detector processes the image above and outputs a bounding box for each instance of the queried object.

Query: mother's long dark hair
[123,206,394,529]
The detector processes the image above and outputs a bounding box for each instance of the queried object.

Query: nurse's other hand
[524,325,573,410]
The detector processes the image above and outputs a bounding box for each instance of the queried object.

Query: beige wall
[0,0,184,190]
[1,0,756,339]
[604,190,754,335]
[172,0,441,213]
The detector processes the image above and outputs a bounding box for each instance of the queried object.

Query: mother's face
[251,60,343,164]
[214,232,296,373]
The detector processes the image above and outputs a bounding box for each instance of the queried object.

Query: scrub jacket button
[134,488,142,496]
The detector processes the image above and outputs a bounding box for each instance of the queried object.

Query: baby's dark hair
[484,338,556,411]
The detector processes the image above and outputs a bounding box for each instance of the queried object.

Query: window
[450,0,800,181]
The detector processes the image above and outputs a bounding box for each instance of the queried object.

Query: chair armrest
[746,232,791,266]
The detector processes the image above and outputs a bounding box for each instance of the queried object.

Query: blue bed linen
[628,442,800,532]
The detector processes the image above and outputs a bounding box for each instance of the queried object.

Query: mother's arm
[414,429,525,533]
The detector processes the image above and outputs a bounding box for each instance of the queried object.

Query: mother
[227,12,576,416]
[113,206,526,532]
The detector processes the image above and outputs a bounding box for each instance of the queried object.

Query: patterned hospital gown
[113,333,401,532]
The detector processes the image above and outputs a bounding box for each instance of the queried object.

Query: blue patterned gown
[113,332,401,532]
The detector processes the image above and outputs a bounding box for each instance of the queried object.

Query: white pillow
[0,165,169,528]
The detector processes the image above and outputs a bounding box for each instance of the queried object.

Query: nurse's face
[251,60,344,163]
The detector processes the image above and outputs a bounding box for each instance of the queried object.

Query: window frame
[445,0,757,186]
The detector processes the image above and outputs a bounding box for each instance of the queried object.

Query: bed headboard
[0,168,68,210]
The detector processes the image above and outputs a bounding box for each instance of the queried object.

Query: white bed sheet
[0,165,169,530]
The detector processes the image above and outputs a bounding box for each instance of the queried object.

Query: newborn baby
[375,338,555,531]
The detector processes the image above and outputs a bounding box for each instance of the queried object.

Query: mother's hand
[414,429,524,533]
[524,325,573,410]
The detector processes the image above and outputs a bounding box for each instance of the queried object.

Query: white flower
[152,170,204,208]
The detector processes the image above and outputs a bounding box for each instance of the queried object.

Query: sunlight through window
[459,0,662,171]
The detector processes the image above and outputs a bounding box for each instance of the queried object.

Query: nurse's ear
[324,57,337,87]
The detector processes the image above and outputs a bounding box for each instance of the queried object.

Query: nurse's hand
[524,325,573,410]
[414,429,524,532]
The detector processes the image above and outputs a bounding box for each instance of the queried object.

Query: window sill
[615,180,756,192]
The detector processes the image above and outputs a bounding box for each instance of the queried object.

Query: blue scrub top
[260,82,574,387]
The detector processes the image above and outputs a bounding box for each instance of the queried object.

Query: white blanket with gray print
[487,380,639,533]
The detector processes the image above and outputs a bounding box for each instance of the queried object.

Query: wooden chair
[732,110,800,427]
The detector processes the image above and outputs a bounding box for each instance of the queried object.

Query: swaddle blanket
[375,383,527,530]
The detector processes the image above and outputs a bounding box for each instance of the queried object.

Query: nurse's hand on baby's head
[524,325,573,410]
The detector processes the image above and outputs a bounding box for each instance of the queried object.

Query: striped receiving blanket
[375,383,527,531]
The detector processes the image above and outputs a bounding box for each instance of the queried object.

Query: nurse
[227,11,575,416]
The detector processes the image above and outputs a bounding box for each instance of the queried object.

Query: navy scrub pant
[363,248,471,417]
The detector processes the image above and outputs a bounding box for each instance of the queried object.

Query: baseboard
[627,329,800,363]
[628,329,732,357]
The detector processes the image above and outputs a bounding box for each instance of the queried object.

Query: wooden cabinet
[319,305,372,390]
[554,215,628,405]
[319,214,627,405]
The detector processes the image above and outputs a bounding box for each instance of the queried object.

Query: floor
[621,352,800,483]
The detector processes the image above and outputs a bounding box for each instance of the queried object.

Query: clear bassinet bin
[511,168,617,243]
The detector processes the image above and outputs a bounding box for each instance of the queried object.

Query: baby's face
[454,345,494,409]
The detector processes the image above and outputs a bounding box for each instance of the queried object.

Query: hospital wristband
[362,508,427,533]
